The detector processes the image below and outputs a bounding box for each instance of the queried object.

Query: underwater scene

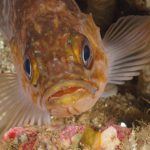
[0,0,150,149]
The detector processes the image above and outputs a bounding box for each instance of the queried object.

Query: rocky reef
[0,0,150,149]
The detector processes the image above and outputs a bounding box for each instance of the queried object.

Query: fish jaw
[40,79,106,117]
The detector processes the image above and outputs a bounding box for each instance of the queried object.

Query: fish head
[21,13,108,117]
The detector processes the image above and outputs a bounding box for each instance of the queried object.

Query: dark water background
[76,0,150,35]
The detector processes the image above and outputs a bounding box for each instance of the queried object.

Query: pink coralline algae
[60,125,85,140]
[2,127,38,150]
[3,127,25,141]
[1,124,131,149]
[112,125,131,141]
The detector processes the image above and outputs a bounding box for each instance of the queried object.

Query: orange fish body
[0,0,150,136]
[0,0,108,116]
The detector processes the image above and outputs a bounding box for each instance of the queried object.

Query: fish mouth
[49,87,82,98]
[42,80,98,106]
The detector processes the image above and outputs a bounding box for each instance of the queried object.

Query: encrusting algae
[0,0,150,149]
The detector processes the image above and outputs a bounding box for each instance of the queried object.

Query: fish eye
[82,40,92,68]
[24,56,32,79]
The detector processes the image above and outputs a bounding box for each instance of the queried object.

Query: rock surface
[138,63,150,99]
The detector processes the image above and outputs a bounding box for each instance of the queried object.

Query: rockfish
[0,0,150,136]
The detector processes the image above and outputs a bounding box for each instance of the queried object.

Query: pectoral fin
[0,73,50,138]
[103,16,150,84]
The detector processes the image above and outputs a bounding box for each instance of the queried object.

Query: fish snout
[47,57,68,75]
[46,55,87,81]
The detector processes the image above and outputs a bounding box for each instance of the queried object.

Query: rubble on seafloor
[0,0,150,149]
[0,125,131,149]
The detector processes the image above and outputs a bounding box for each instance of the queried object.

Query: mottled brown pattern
[0,0,108,117]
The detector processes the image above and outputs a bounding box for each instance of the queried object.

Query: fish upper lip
[49,87,82,98]
[42,79,98,104]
